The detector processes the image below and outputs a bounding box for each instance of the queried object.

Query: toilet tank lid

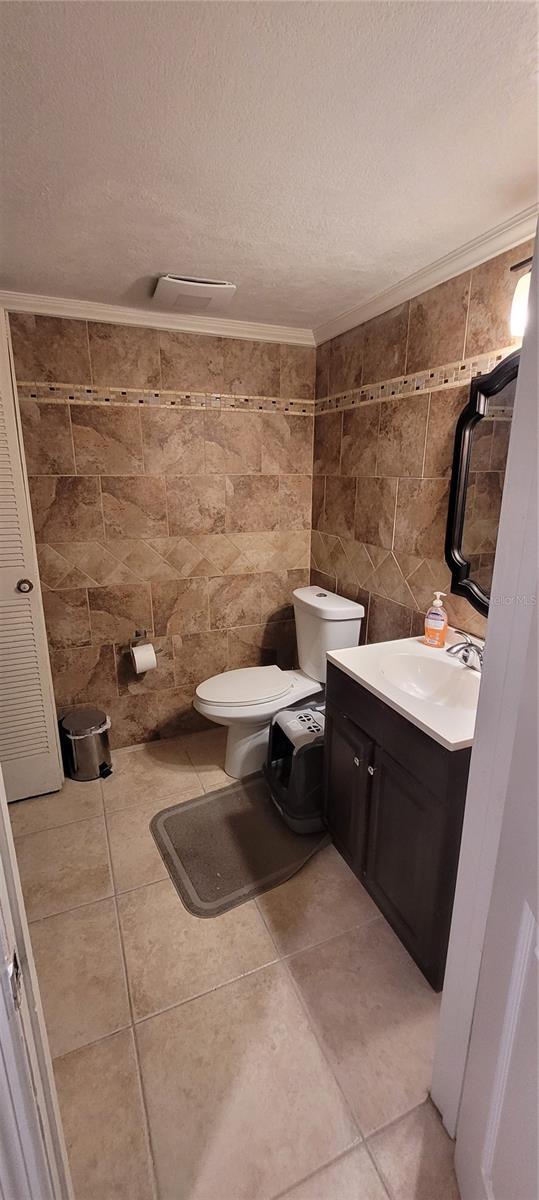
[293,586,365,620]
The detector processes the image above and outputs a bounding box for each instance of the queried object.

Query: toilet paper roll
[130,642,157,674]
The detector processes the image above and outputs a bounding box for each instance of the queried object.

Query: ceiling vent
[152,274,236,312]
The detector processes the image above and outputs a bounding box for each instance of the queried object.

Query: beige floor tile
[257,844,379,956]
[102,736,203,813]
[287,922,440,1136]
[9,778,103,837]
[136,962,358,1200]
[118,878,277,1019]
[277,1145,389,1200]
[369,1101,460,1200]
[15,816,112,921]
[107,795,170,892]
[54,1029,154,1200]
[182,726,232,791]
[29,899,130,1058]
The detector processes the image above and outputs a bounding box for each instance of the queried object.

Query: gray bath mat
[150,773,329,918]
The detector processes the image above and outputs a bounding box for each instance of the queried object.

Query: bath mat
[150,773,329,918]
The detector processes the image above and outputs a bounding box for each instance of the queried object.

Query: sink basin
[326,634,482,750]
[380,653,480,710]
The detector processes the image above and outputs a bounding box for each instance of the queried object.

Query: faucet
[446,634,484,672]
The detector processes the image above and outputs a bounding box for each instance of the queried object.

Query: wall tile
[406,272,471,373]
[405,557,451,613]
[43,540,138,588]
[394,478,450,557]
[311,567,337,592]
[355,477,397,550]
[261,413,313,474]
[279,475,312,530]
[367,594,413,643]
[313,412,342,476]
[159,331,223,391]
[228,531,310,572]
[225,475,279,533]
[423,387,468,477]
[29,476,103,543]
[279,345,316,400]
[362,302,409,384]
[88,585,153,644]
[88,322,160,388]
[469,421,493,471]
[19,401,75,475]
[324,476,357,539]
[154,688,207,738]
[260,569,309,623]
[106,694,162,747]
[340,404,379,477]
[152,578,210,636]
[140,408,204,476]
[173,630,229,689]
[223,338,280,397]
[101,476,168,538]
[50,644,117,704]
[116,637,174,695]
[70,405,143,475]
[204,411,261,474]
[311,475,325,530]
[465,239,534,357]
[227,620,297,669]
[42,589,91,648]
[10,315,91,383]
[377,396,429,478]
[208,573,261,629]
[167,476,225,535]
[491,420,511,470]
[329,326,362,394]
[315,340,330,400]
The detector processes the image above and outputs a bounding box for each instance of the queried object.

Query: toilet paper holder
[130,630,157,675]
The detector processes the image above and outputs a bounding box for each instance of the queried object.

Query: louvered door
[0,310,63,800]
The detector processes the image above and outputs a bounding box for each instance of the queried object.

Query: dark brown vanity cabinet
[325,663,471,991]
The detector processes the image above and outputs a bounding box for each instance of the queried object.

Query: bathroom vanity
[324,637,478,990]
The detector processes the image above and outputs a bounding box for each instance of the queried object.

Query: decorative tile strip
[15,382,315,416]
[316,345,516,413]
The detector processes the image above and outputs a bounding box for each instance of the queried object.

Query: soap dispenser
[424,591,448,648]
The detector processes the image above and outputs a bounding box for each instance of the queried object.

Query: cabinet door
[324,704,375,875]
[365,749,446,986]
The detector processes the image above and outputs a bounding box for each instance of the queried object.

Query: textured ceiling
[0,1,536,328]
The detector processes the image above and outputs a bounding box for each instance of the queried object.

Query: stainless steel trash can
[60,707,113,781]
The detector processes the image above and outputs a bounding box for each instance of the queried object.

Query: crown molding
[314,205,538,345]
[0,291,315,347]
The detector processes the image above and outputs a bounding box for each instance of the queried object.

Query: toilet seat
[196,665,293,708]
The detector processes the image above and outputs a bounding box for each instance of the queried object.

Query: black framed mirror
[445,349,519,616]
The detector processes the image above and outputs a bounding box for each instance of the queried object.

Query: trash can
[60,707,113,782]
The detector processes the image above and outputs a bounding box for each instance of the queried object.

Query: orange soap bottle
[424,591,448,648]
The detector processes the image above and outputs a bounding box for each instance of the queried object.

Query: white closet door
[0,310,63,801]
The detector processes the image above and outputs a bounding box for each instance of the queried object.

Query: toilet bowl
[194,586,365,778]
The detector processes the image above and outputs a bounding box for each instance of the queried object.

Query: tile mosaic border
[15,382,315,416]
[316,345,515,413]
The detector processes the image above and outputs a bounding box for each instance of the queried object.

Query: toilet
[194,586,364,778]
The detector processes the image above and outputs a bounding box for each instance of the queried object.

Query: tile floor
[10,728,460,1200]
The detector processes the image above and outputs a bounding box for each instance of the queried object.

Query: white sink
[327,633,482,750]
[380,652,480,710]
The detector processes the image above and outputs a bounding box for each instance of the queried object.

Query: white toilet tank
[292,586,365,683]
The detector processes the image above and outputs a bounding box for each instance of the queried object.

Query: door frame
[0,762,73,1200]
[431,241,537,1133]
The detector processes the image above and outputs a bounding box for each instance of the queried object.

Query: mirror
[445,349,519,616]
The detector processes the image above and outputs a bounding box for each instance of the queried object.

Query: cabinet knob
[353,756,360,767]
[16,578,33,594]
[367,765,376,776]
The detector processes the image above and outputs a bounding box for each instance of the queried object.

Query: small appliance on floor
[263,697,326,833]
